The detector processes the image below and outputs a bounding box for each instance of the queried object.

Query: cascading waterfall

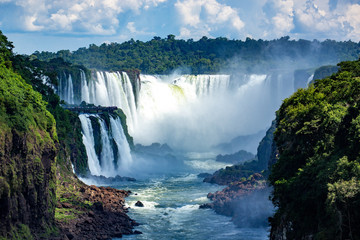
[174,74,230,97]
[307,74,314,85]
[79,113,133,177]
[98,117,116,176]
[132,73,293,151]
[59,70,297,152]
[58,72,75,104]
[86,71,137,133]
[78,114,102,176]
[80,69,90,103]
[57,70,138,132]
[110,116,133,172]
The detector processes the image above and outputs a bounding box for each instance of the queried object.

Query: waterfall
[132,73,295,151]
[61,70,296,152]
[79,114,133,177]
[67,75,74,104]
[307,74,314,85]
[173,74,230,97]
[80,69,90,103]
[110,116,133,172]
[98,117,116,176]
[58,72,75,104]
[82,71,137,133]
[78,114,102,176]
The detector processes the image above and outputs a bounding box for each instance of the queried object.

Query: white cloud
[179,27,191,38]
[339,4,360,40]
[289,0,360,40]
[24,15,44,31]
[127,22,137,33]
[270,0,294,36]
[1,0,360,42]
[126,21,155,36]
[6,0,167,34]
[175,0,202,27]
[246,0,360,41]
[175,0,244,39]
[294,0,338,32]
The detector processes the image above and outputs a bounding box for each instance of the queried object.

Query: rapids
[81,153,269,240]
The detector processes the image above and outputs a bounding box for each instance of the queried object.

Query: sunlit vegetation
[269,59,360,239]
[32,35,360,74]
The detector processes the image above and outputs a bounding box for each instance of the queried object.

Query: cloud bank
[0,0,359,53]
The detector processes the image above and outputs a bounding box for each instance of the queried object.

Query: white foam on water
[185,159,232,172]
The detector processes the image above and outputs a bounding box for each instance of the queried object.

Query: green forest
[270,59,360,239]
[2,27,360,239]
[33,35,360,74]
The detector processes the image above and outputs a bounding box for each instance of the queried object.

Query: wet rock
[135,201,144,207]
[204,173,272,227]
[199,203,213,209]
[56,184,137,240]
[88,174,136,184]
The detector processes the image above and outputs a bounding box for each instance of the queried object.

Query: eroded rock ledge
[55,180,139,240]
[201,173,273,227]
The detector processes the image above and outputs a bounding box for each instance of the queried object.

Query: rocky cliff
[201,173,273,228]
[0,61,58,238]
[1,30,137,239]
[202,121,277,226]
[269,59,360,239]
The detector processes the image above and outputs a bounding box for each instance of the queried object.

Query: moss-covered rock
[0,63,58,239]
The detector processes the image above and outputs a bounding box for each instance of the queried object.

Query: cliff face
[269,60,360,239]
[0,63,58,238]
[201,121,277,226]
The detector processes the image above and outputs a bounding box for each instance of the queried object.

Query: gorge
[53,67,306,239]
[1,30,360,239]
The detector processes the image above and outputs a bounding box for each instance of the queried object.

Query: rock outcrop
[0,30,138,239]
[202,121,277,227]
[55,180,138,240]
[0,59,58,238]
[201,174,273,228]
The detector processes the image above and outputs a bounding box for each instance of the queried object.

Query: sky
[0,0,359,54]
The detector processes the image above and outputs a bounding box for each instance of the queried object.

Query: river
[103,152,270,240]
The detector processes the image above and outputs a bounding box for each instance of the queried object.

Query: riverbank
[55,175,139,240]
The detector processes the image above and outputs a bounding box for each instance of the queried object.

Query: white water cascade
[59,72,75,104]
[86,71,138,133]
[59,70,296,152]
[110,116,133,172]
[173,74,230,97]
[79,114,133,177]
[78,114,102,176]
[133,73,293,151]
[307,74,314,85]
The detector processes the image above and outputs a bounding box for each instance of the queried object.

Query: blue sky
[0,0,359,54]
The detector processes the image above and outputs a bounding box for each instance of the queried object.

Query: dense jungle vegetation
[270,59,360,239]
[3,27,360,239]
[33,35,360,74]
[1,30,89,176]
[0,30,59,238]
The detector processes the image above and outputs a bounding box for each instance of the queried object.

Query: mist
[129,40,343,154]
[233,188,274,228]
[132,72,293,153]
